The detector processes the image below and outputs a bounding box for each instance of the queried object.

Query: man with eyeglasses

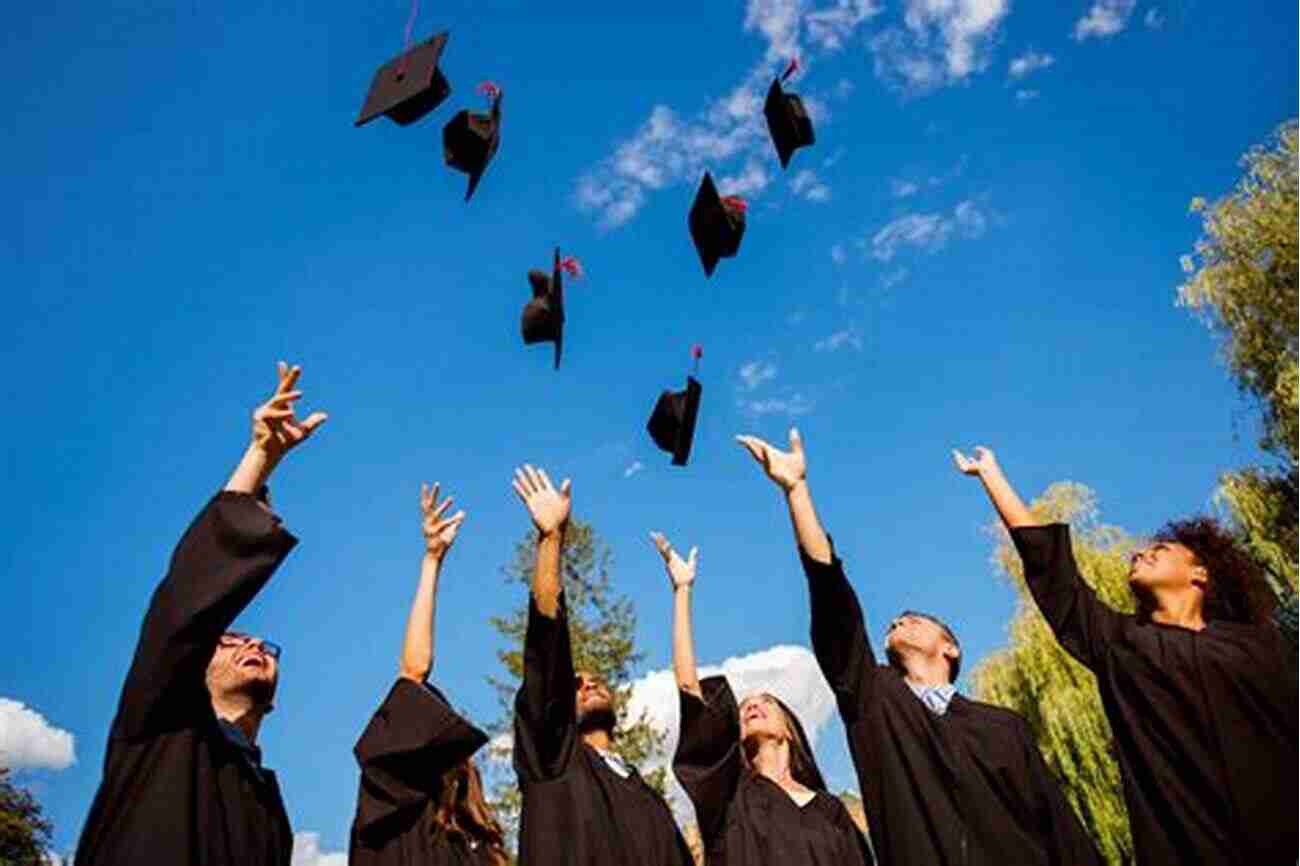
[76,363,327,866]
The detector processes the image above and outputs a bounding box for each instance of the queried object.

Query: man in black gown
[956,445,1298,866]
[738,430,1101,866]
[76,362,327,866]
[509,465,693,866]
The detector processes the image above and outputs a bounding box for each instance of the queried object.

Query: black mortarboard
[443,84,502,202]
[521,247,564,369]
[355,32,452,127]
[688,172,746,278]
[763,74,815,169]
[647,375,703,466]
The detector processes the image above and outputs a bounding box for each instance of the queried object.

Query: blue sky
[2,0,1296,859]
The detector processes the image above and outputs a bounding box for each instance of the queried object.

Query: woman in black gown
[349,483,510,866]
[652,532,874,866]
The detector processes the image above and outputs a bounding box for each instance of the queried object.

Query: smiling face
[1128,541,1205,597]
[884,612,960,682]
[738,692,793,742]
[205,632,279,710]
[574,671,615,730]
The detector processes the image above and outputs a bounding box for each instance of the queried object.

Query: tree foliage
[0,767,54,866]
[970,483,1136,866]
[485,518,668,844]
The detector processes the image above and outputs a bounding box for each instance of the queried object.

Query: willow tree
[971,482,1136,866]
[486,518,668,845]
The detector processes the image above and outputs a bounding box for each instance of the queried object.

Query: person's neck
[900,653,952,689]
[1147,587,1206,631]
[211,695,265,745]
[581,728,614,753]
[748,737,795,788]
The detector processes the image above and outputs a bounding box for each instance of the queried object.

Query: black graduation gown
[801,540,1103,866]
[1011,524,1300,866]
[672,675,874,866]
[76,491,298,866]
[350,678,500,866]
[513,594,694,866]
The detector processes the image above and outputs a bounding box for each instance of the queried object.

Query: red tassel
[781,56,800,82]
[691,344,703,360]
[720,195,748,213]
[559,256,584,279]
[477,80,501,100]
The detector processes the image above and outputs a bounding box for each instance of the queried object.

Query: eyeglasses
[219,632,282,660]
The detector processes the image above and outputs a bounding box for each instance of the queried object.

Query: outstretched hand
[650,532,697,590]
[251,362,328,464]
[952,446,998,477]
[512,465,572,535]
[421,482,466,558]
[735,428,807,492]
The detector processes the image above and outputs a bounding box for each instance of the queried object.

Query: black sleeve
[802,536,878,722]
[1009,524,1128,670]
[112,491,297,740]
[352,679,489,842]
[672,676,742,847]
[1020,721,1102,866]
[512,593,577,783]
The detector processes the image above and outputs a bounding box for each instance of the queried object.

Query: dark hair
[1154,516,1275,625]
[885,611,962,682]
[433,759,508,866]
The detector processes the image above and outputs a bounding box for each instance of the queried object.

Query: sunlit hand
[251,362,328,464]
[735,428,807,492]
[421,482,466,558]
[952,446,999,477]
[651,532,697,590]
[512,465,572,535]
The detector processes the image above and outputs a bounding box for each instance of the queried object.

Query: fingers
[276,363,302,395]
[511,478,528,505]
[789,427,804,455]
[420,482,436,512]
[560,478,572,498]
[951,448,968,469]
[513,467,536,497]
[537,467,554,492]
[431,494,454,519]
[300,412,327,434]
[687,546,698,568]
[649,531,671,559]
[524,465,543,493]
[735,435,766,463]
[974,445,991,460]
[435,511,467,534]
[266,390,303,408]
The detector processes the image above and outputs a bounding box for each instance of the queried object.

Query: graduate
[652,532,874,866]
[76,362,327,866]
[349,483,509,866]
[509,466,694,866]
[955,445,1299,866]
[736,430,1102,866]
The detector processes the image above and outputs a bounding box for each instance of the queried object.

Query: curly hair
[1154,516,1276,625]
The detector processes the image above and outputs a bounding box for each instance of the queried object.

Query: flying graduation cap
[521,248,582,369]
[764,58,815,168]
[646,346,704,466]
[688,173,747,278]
[355,32,452,127]
[443,82,502,201]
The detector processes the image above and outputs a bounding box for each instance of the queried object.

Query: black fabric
[521,248,564,369]
[763,77,815,168]
[673,677,873,866]
[801,538,1102,866]
[442,91,502,201]
[355,32,452,127]
[76,492,298,866]
[1011,524,1299,866]
[646,376,702,466]
[349,678,499,866]
[688,172,745,277]
[513,594,693,866]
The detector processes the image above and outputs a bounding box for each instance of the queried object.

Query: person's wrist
[673,582,692,595]
[785,477,809,496]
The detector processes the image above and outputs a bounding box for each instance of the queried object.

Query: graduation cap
[688,173,746,278]
[355,32,452,127]
[443,82,502,202]
[764,58,815,169]
[521,248,581,369]
[647,347,704,466]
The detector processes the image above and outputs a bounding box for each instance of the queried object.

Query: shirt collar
[906,680,958,716]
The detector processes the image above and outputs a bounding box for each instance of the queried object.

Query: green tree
[0,767,54,866]
[486,518,668,844]
[970,482,1136,866]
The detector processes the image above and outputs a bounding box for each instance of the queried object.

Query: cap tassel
[720,195,748,213]
[477,80,501,102]
[691,344,703,375]
[781,56,800,83]
[394,0,421,80]
[559,256,584,279]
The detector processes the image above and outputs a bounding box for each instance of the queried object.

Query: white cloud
[292,833,347,866]
[890,178,920,198]
[790,169,831,202]
[738,360,778,391]
[623,461,645,479]
[881,266,910,289]
[815,326,864,352]
[0,698,75,771]
[575,0,878,228]
[834,78,856,99]
[1008,49,1054,79]
[1073,0,1136,40]
[830,243,847,265]
[738,393,815,417]
[870,0,1010,93]
[1015,88,1040,102]
[1144,7,1165,29]
[868,199,989,261]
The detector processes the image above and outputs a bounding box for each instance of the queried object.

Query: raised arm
[737,429,876,717]
[116,363,325,738]
[952,446,1035,528]
[398,483,466,683]
[511,465,577,782]
[652,532,701,698]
